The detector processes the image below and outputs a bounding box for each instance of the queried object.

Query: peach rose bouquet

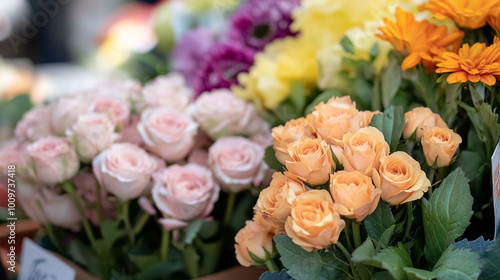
[236,95,484,279]
[0,74,271,279]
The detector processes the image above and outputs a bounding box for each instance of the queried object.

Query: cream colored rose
[342,127,390,176]
[373,152,431,205]
[272,117,315,164]
[310,96,358,146]
[255,173,308,233]
[403,107,447,140]
[234,220,275,267]
[285,190,345,252]
[285,138,333,185]
[421,127,462,167]
[330,171,381,222]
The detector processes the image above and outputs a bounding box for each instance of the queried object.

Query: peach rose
[373,152,431,205]
[235,220,274,267]
[403,107,447,140]
[272,117,315,164]
[255,173,308,233]
[349,110,379,133]
[285,190,345,251]
[342,127,390,176]
[421,127,462,168]
[330,171,381,222]
[285,138,333,185]
[310,96,358,145]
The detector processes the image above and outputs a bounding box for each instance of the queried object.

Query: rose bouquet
[0,73,272,279]
[236,95,499,279]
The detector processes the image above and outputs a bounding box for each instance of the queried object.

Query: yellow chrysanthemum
[420,0,500,29]
[377,7,464,70]
[436,38,500,85]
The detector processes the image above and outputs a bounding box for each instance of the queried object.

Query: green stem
[95,181,103,225]
[337,242,358,280]
[133,212,150,235]
[223,192,237,227]
[402,202,414,242]
[264,258,279,273]
[428,168,436,197]
[343,220,354,252]
[44,223,64,256]
[352,221,362,249]
[121,200,135,243]
[160,229,170,262]
[61,182,97,251]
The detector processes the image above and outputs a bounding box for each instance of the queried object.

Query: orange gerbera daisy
[377,7,464,71]
[436,38,500,85]
[420,0,500,29]
[488,6,500,31]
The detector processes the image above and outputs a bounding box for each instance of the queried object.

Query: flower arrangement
[0,73,272,279]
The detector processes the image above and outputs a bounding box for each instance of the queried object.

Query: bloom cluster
[235,96,463,265]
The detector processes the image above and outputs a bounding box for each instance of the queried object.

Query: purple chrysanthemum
[227,0,299,51]
[193,43,255,97]
[171,28,215,87]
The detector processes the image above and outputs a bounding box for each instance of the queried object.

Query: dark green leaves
[260,269,292,280]
[264,145,285,172]
[364,201,395,247]
[479,240,500,280]
[369,106,405,152]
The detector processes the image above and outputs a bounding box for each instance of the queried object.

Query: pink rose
[89,96,130,128]
[117,115,144,146]
[73,173,117,225]
[141,73,193,111]
[188,149,209,167]
[191,89,265,139]
[0,140,27,176]
[26,136,80,185]
[68,113,116,163]
[93,79,142,103]
[153,163,220,230]
[15,106,53,141]
[51,95,90,135]
[208,136,265,192]
[138,107,198,162]
[18,183,81,231]
[92,143,158,201]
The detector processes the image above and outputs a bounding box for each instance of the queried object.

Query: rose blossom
[141,73,193,111]
[187,149,209,167]
[373,152,431,205]
[0,140,27,175]
[208,137,265,193]
[51,95,90,136]
[138,107,198,162]
[403,107,447,140]
[421,126,462,167]
[255,173,307,233]
[15,106,53,141]
[190,89,264,139]
[89,96,130,128]
[342,127,390,176]
[25,136,80,185]
[349,110,379,133]
[285,138,333,185]
[117,115,144,147]
[330,171,381,222]
[285,190,345,252]
[272,117,315,164]
[92,143,158,201]
[68,113,116,163]
[153,164,219,230]
[92,79,142,104]
[235,219,275,267]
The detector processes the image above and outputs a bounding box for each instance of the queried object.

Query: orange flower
[420,0,500,29]
[377,7,464,70]
[488,6,500,31]
[436,40,500,85]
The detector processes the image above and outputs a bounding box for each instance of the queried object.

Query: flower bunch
[0,73,271,279]
[234,94,487,279]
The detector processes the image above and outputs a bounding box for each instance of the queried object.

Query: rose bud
[92,143,158,201]
[191,89,264,139]
[285,138,333,185]
[25,136,80,185]
[285,190,345,252]
[51,95,90,136]
[330,170,381,222]
[15,106,54,141]
[403,107,447,140]
[138,107,198,162]
[152,164,219,230]
[255,173,308,233]
[342,127,390,176]
[141,73,193,111]
[421,126,462,168]
[235,219,275,267]
[208,136,265,193]
[272,117,315,164]
[373,151,431,205]
[68,113,116,163]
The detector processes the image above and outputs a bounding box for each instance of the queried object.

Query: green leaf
[340,36,355,54]
[304,89,344,114]
[68,239,102,277]
[381,56,402,108]
[128,253,161,271]
[480,239,500,279]
[352,238,376,263]
[274,235,351,280]
[371,243,413,280]
[364,201,396,244]
[453,237,495,259]
[379,225,396,249]
[264,145,286,172]
[422,168,473,266]
[477,102,500,150]
[436,74,449,84]
[184,220,204,245]
[260,269,292,280]
[369,106,405,152]
[433,246,481,280]
[403,267,435,280]
[289,82,307,112]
